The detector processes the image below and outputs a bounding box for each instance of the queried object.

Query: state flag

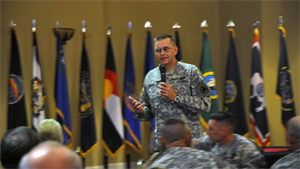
[249,29,271,147]
[143,31,155,132]
[276,27,296,130]
[102,35,124,157]
[7,28,28,130]
[224,29,248,136]
[32,31,46,131]
[123,34,142,152]
[79,34,98,157]
[54,30,72,147]
[199,30,219,130]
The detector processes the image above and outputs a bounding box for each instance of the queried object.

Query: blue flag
[79,34,98,157]
[54,30,72,147]
[123,34,142,152]
[249,29,270,147]
[143,31,155,132]
[276,27,296,131]
[224,29,248,137]
[7,28,28,130]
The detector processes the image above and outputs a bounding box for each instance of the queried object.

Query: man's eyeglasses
[155,47,173,53]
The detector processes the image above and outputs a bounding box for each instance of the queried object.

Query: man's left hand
[159,82,177,101]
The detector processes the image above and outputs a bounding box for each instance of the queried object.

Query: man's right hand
[128,96,145,113]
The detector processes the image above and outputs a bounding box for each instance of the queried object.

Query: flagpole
[103,23,112,169]
[126,21,132,169]
[80,20,87,169]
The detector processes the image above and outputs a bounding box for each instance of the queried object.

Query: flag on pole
[224,29,248,137]
[249,29,271,147]
[143,31,155,132]
[123,34,142,152]
[79,34,98,157]
[175,30,182,62]
[54,30,72,147]
[199,30,219,130]
[32,31,46,131]
[276,27,296,130]
[102,35,124,157]
[7,28,28,130]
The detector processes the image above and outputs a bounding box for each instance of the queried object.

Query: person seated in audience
[191,111,260,168]
[147,118,235,169]
[146,124,192,167]
[37,119,63,144]
[19,141,82,169]
[270,115,300,169]
[1,126,39,168]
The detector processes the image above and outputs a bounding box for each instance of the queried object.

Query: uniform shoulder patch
[200,85,209,93]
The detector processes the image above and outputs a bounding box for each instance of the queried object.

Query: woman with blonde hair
[38,119,63,144]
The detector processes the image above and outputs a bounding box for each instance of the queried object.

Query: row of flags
[7,26,296,159]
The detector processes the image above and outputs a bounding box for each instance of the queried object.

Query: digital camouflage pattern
[135,61,211,152]
[270,149,300,169]
[191,134,260,169]
[147,147,236,169]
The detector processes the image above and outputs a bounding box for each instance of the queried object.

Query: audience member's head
[1,126,39,168]
[19,141,81,169]
[38,119,63,144]
[161,118,191,150]
[207,111,235,145]
[286,115,300,151]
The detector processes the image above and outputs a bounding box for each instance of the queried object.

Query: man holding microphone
[129,33,211,152]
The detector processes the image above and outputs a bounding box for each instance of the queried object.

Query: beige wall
[1,0,299,168]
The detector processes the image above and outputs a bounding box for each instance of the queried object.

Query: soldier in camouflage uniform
[129,34,211,152]
[271,115,300,169]
[191,111,260,168]
[147,118,235,169]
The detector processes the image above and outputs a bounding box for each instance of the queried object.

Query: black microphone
[160,66,166,83]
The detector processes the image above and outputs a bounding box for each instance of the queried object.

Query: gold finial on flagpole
[226,20,235,28]
[278,16,284,27]
[32,20,36,32]
[106,24,112,35]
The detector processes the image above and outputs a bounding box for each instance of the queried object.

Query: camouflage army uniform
[270,149,300,169]
[135,61,211,152]
[146,147,236,169]
[191,134,260,168]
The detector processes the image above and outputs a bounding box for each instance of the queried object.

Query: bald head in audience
[286,115,300,151]
[19,141,82,169]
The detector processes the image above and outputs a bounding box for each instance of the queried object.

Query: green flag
[199,30,219,129]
